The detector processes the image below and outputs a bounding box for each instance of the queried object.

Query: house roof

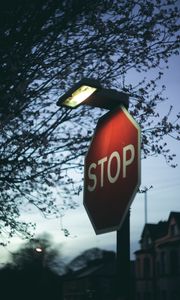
[64,259,116,280]
[63,259,135,281]
[138,211,180,245]
[141,221,168,241]
[76,260,116,278]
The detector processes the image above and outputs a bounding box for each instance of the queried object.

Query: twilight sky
[0,55,180,265]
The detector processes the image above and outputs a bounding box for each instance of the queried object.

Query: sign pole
[116,210,130,300]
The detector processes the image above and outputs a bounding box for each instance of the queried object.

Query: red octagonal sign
[83,106,141,234]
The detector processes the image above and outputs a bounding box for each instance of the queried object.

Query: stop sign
[83,105,141,234]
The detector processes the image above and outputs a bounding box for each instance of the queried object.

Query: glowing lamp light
[35,247,43,253]
[57,78,101,109]
[63,85,97,108]
[57,78,129,111]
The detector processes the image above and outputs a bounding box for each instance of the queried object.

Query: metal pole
[145,189,147,224]
[116,100,131,300]
[116,210,130,300]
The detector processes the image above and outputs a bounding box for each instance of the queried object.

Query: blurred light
[35,247,43,253]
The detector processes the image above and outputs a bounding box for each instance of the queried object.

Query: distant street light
[35,247,43,253]
[35,246,45,270]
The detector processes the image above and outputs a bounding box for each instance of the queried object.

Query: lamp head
[56,78,101,109]
[56,78,129,110]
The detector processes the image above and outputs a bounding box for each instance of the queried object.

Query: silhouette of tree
[11,233,65,273]
[0,233,64,299]
[0,0,179,243]
[67,247,115,271]
[0,262,62,300]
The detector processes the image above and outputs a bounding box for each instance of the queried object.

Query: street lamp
[56,78,131,300]
[35,247,43,253]
[57,78,129,110]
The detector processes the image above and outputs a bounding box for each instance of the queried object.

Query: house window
[143,257,150,278]
[156,260,160,277]
[147,237,151,245]
[170,224,178,236]
[144,291,151,300]
[161,290,167,300]
[136,258,141,278]
[143,234,152,248]
[171,290,180,300]
[170,250,178,275]
[136,292,141,300]
[160,252,165,275]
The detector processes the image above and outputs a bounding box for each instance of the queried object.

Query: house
[62,251,134,300]
[134,211,180,300]
[62,257,117,300]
